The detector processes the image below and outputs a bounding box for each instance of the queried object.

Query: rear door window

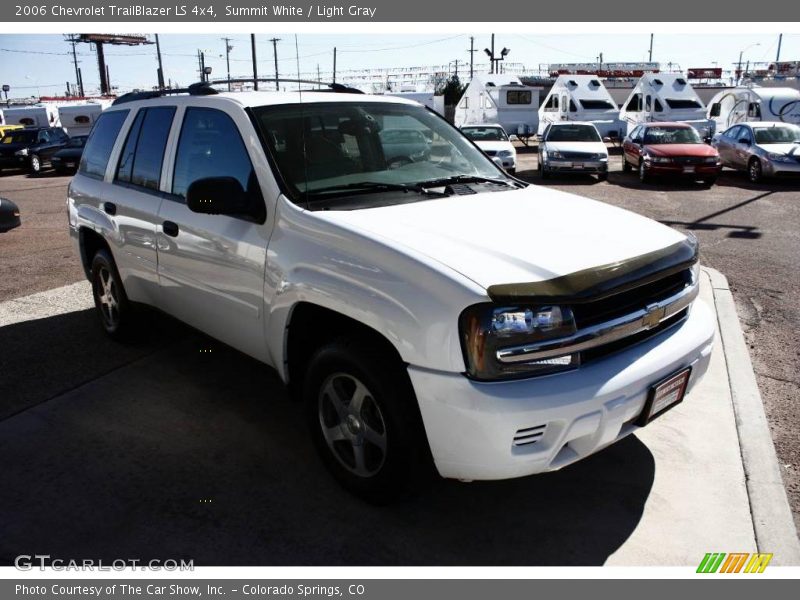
[79,110,129,179]
[115,106,176,191]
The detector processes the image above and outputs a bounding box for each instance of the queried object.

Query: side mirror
[186,177,250,216]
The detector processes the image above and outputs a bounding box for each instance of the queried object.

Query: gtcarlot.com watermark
[14,554,194,571]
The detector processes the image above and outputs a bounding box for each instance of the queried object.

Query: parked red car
[622,122,722,185]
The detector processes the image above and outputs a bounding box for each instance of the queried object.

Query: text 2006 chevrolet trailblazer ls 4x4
[68,86,714,502]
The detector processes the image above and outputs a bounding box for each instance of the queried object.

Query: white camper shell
[1,105,60,128]
[706,86,800,134]
[57,103,107,136]
[619,73,711,137]
[538,75,623,139]
[454,74,540,142]
[386,91,445,116]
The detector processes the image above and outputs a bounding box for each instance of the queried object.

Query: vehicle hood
[314,186,686,290]
[474,141,515,153]
[756,143,800,156]
[645,143,718,157]
[544,141,608,155]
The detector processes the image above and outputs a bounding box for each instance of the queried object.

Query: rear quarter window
[79,110,129,179]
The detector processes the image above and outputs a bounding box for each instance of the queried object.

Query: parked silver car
[712,122,800,182]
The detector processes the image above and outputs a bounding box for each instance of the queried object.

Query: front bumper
[646,163,721,177]
[0,155,29,169]
[763,159,800,178]
[410,299,715,481]
[545,159,608,174]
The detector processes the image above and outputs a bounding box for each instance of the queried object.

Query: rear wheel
[90,249,132,339]
[304,338,430,504]
[748,158,763,183]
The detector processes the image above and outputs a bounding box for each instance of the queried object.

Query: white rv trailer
[386,91,445,116]
[57,102,108,136]
[538,75,623,138]
[1,104,61,128]
[618,73,711,137]
[706,86,800,134]
[454,74,540,142]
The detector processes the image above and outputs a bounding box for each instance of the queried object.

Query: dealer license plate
[636,367,691,426]
[682,165,695,173]
[573,163,584,169]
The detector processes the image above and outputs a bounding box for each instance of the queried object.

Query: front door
[156,106,271,361]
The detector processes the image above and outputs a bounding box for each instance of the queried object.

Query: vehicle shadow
[0,309,655,566]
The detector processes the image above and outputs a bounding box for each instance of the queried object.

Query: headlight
[547,150,563,159]
[594,153,608,160]
[703,156,721,164]
[497,150,513,158]
[767,152,793,163]
[14,148,29,157]
[647,155,672,163]
[459,303,579,380]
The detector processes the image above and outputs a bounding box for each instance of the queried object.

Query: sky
[1,32,798,97]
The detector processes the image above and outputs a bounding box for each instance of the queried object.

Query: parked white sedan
[461,124,517,174]
[539,122,609,180]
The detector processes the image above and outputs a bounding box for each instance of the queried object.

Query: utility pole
[467,36,475,79]
[333,47,337,84]
[155,33,165,89]
[269,37,281,91]
[222,37,233,91]
[251,34,258,91]
[70,38,83,97]
[648,33,653,62]
[483,35,509,75]
[317,64,321,89]
[490,34,495,74]
[776,33,783,63]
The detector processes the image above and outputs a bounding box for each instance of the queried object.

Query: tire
[598,171,608,181]
[303,338,430,504]
[506,167,516,175]
[90,249,132,340]
[748,158,763,183]
[539,159,550,179]
[638,160,650,183]
[701,177,717,187]
[622,158,632,172]
[29,154,42,175]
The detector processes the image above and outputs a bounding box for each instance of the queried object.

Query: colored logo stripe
[697,552,773,573]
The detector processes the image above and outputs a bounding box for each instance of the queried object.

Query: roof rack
[112,82,218,106]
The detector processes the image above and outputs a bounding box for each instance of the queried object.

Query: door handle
[102,202,116,216]
[162,221,179,237]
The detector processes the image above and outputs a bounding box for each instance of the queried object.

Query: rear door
[107,105,176,305]
[716,125,739,165]
[156,105,271,361]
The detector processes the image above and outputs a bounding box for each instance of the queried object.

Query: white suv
[68,84,714,503]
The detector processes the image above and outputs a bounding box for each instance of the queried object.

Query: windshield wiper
[306,181,448,198]
[415,175,521,189]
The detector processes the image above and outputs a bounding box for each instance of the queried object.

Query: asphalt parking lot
[0,152,798,562]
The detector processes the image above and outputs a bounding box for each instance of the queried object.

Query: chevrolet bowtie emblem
[642,303,667,329]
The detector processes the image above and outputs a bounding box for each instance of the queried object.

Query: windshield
[665,98,703,109]
[546,124,601,142]
[643,126,702,145]
[754,126,800,144]
[66,136,88,148]
[579,99,616,111]
[1,131,37,144]
[253,101,508,206]
[461,126,509,142]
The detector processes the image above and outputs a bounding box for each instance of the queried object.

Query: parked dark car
[622,122,722,186]
[0,127,71,175]
[0,197,21,233]
[51,135,89,175]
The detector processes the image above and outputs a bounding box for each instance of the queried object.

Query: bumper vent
[513,424,547,447]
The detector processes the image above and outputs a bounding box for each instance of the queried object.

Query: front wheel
[622,157,632,172]
[90,249,132,339]
[639,160,650,183]
[748,158,763,183]
[29,154,42,175]
[304,338,430,504]
[539,159,550,179]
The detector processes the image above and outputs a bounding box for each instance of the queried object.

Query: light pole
[737,43,761,85]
